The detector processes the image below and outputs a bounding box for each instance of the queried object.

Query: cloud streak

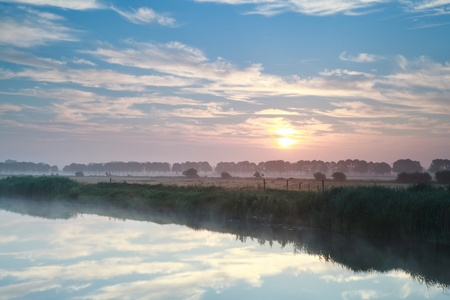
[0,0,103,10]
[194,0,387,16]
[112,6,176,27]
[0,12,76,47]
[339,51,385,63]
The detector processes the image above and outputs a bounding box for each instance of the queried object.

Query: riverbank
[0,176,449,245]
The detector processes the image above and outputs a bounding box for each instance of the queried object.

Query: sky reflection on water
[0,209,448,300]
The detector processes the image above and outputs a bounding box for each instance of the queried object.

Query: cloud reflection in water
[0,210,447,299]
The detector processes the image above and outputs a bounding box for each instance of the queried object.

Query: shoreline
[0,175,449,245]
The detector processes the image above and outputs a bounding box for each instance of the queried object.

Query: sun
[270,122,300,148]
[277,137,297,148]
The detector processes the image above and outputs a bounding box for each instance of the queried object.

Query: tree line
[1,158,449,177]
[0,160,58,174]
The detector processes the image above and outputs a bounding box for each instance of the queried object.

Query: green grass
[1,176,449,245]
[0,176,78,200]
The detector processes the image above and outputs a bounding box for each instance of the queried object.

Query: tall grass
[0,176,449,244]
[0,176,78,200]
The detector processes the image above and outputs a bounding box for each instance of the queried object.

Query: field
[69,175,407,191]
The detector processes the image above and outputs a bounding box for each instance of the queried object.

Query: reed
[0,176,78,200]
[0,176,449,244]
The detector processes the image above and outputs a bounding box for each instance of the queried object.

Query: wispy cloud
[0,0,103,10]
[313,101,406,118]
[339,51,385,63]
[383,56,450,91]
[0,48,66,68]
[254,108,301,115]
[0,103,22,113]
[194,0,387,16]
[71,58,96,66]
[401,0,450,14]
[111,6,176,27]
[3,67,196,91]
[0,16,76,47]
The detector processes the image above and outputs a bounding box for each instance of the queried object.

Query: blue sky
[0,0,449,168]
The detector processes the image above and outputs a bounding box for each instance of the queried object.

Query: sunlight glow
[272,123,300,148]
[277,137,297,148]
[274,128,298,136]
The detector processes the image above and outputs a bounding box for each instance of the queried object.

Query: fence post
[286,179,289,190]
[299,182,302,191]
[263,179,266,191]
[322,179,325,191]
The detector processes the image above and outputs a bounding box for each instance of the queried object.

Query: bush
[75,171,84,177]
[435,170,450,184]
[313,172,326,181]
[182,168,199,178]
[221,172,232,179]
[332,172,346,182]
[253,172,262,179]
[396,172,432,183]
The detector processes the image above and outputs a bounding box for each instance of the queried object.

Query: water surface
[0,199,449,299]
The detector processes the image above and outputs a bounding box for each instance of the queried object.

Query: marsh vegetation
[1,176,449,245]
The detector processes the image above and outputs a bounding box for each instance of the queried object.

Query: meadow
[0,175,449,245]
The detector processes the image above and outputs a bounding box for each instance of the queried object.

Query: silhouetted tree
[354,160,369,175]
[372,162,392,175]
[396,172,431,183]
[429,159,450,173]
[215,162,236,174]
[435,170,450,184]
[172,163,183,173]
[332,172,347,182]
[313,172,326,180]
[182,168,199,178]
[336,160,349,173]
[221,172,232,179]
[393,159,423,174]
[253,171,262,179]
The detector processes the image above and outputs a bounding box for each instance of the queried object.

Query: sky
[0,0,449,168]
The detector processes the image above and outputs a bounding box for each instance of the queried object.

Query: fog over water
[0,198,449,299]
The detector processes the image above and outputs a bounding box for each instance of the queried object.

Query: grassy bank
[1,176,449,245]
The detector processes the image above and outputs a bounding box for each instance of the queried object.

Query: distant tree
[75,171,84,177]
[372,162,392,175]
[332,172,346,182]
[310,160,328,174]
[215,162,236,174]
[172,163,183,173]
[253,171,262,179]
[313,172,326,181]
[396,172,431,183]
[182,168,199,178]
[198,161,213,172]
[428,159,450,173]
[354,160,369,175]
[393,159,423,174]
[336,160,349,173]
[264,160,288,174]
[435,170,450,184]
[221,172,232,179]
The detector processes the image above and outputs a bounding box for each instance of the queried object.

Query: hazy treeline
[63,161,172,174]
[1,158,449,177]
[0,160,59,174]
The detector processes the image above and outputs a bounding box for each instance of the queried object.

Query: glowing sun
[277,137,297,148]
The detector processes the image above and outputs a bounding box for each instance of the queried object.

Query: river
[0,198,449,299]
